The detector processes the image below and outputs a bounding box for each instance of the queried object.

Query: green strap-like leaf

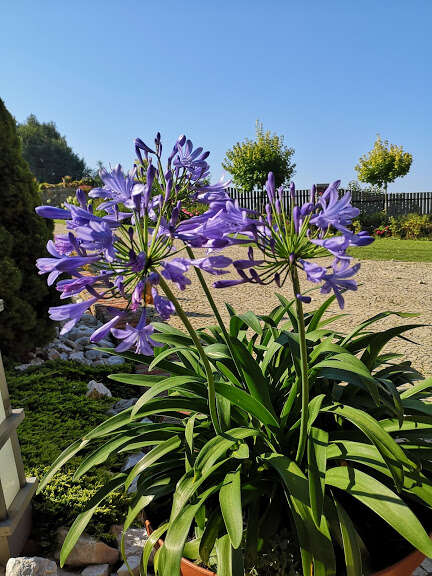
[125,436,181,490]
[131,375,205,417]
[326,465,432,558]
[308,427,328,527]
[228,337,276,416]
[219,470,243,549]
[333,497,363,576]
[60,474,126,567]
[142,522,168,576]
[215,381,279,427]
[400,378,432,399]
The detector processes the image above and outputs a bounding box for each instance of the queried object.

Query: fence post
[0,299,38,565]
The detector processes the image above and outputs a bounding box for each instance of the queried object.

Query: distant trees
[355,136,412,212]
[223,121,295,191]
[17,114,87,183]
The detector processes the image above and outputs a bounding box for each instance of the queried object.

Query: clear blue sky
[2,0,431,191]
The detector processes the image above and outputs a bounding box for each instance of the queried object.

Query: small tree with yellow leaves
[355,136,412,213]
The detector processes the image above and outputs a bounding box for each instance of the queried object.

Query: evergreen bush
[0,98,58,360]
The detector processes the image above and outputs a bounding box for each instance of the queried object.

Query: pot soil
[145,521,429,575]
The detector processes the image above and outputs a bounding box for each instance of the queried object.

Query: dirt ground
[167,245,432,377]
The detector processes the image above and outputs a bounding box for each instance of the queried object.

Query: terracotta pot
[145,520,427,576]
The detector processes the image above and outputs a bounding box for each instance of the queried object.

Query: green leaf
[60,475,126,567]
[131,375,205,417]
[151,332,196,347]
[400,378,432,399]
[308,427,328,527]
[341,311,420,347]
[142,522,168,576]
[220,470,243,549]
[215,381,279,428]
[261,454,336,574]
[216,362,243,388]
[216,534,232,576]
[228,337,276,416]
[107,373,166,386]
[199,511,224,565]
[322,404,415,485]
[326,465,432,558]
[161,486,218,576]
[333,498,363,576]
[204,343,232,359]
[307,294,338,332]
[125,436,182,490]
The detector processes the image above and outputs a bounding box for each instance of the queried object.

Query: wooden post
[0,300,38,565]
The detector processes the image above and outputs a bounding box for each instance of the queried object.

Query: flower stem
[290,266,309,463]
[157,275,222,435]
[184,245,230,342]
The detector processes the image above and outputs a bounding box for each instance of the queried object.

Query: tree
[223,121,295,191]
[355,135,412,212]
[0,100,58,360]
[17,114,87,183]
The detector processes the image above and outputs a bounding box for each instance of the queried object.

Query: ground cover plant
[35,133,432,575]
[7,361,136,551]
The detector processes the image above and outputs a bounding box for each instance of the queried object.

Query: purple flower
[75,221,117,261]
[35,206,71,220]
[152,287,175,320]
[299,260,327,283]
[111,311,162,355]
[173,139,210,180]
[56,276,102,299]
[90,314,124,343]
[320,259,360,309]
[54,234,75,256]
[89,165,139,209]
[36,241,100,285]
[49,297,98,335]
[310,181,359,232]
[190,255,232,275]
[160,258,191,290]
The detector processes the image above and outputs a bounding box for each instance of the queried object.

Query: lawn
[349,238,432,262]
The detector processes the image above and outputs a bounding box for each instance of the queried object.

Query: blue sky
[2,0,431,191]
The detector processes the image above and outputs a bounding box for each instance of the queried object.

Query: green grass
[349,238,432,262]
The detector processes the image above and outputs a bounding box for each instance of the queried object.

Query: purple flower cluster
[36,132,373,357]
[210,174,373,309]
[36,134,231,353]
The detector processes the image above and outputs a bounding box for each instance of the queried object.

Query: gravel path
[167,246,432,377]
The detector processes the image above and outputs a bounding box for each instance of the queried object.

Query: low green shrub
[390,213,432,239]
[353,210,388,233]
[6,360,137,550]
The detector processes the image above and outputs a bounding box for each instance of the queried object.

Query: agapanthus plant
[37,134,432,576]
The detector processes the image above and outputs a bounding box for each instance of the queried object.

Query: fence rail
[226,187,432,217]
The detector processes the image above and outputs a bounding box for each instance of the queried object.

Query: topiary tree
[223,121,295,191]
[355,135,413,213]
[17,114,87,183]
[0,99,58,360]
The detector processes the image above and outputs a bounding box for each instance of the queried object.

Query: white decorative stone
[75,336,93,348]
[79,314,99,327]
[104,355,125,366]
[70,351,87,363]
[107,398,138,415]
[85,349,103,361]
[115,528,149,559]
[122,452,146,472]
[116,556,141,576]
[98,339,115,349]
[15,363,31,371]
[56,528,119,567]
[81,565,110,576]
[87,380,112,399]
[6,557,57,576]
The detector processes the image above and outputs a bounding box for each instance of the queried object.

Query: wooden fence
[226,187,432,217]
